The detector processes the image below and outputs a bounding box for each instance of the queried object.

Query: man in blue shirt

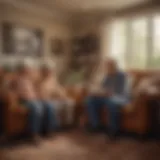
[85,59,129,138]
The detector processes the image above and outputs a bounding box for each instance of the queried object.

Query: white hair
[23,59,34,68]
[15,59,35,71]
[40,60,56,70]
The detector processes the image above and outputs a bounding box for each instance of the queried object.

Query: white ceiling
[50,0,148,11]
[1,0,148,13]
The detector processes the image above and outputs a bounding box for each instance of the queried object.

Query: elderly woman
[15,60,58,141]
[39,63,75,128]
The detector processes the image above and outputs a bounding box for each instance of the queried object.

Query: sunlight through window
[130,18,148,69]
[152,16,160,69]
[109,20,126,69]
[109,15,160,70]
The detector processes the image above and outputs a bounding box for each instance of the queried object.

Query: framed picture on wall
[71,34,99,56]
[50,38,64,56]
[2,22,43,57]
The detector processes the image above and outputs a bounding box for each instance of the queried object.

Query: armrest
[122,104,135,114]
[9,104,28,115]
[122,94,149,118]
[3,90,28,114]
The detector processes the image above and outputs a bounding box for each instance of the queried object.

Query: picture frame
[2,22,43,57]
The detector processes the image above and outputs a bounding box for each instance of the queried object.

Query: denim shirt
[102,71,129,99]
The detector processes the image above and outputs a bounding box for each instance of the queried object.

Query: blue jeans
[41,101,59,132]
[22,100,44,134]
[85,96,129,132]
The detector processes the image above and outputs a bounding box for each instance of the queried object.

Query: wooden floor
[1,131,160,160]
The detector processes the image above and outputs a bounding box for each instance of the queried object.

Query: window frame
[109,15,160,70]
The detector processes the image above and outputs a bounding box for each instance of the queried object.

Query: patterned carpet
[1,131,160,160]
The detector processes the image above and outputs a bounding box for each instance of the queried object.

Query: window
[130,18,148,69]
[109,21,126,69]
[152,16,160,69]
[108,15,160,70]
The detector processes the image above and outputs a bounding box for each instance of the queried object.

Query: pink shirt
[16,76,36,100]
[40,77,66,100]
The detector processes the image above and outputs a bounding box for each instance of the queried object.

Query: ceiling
[1,0,155,23]
[1,0,149,13]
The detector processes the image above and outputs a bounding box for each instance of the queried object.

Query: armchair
[78,70,157,135]
[121,70,160,135]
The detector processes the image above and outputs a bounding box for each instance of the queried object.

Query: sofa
[0,71,28,137]
[1,70,159,137]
